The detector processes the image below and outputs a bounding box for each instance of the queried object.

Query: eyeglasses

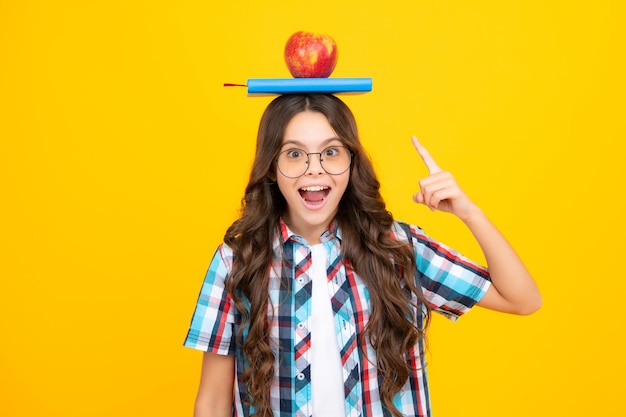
[277,145,353,178]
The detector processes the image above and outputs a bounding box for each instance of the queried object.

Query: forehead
[282,111,338,146]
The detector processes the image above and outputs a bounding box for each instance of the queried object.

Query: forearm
[462,206,542,315]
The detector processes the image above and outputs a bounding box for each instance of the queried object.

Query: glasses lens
[277,148,308,178]
[320,146,351,175]
[277,146,352,178]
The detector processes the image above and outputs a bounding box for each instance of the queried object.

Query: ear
[267,168,277,182]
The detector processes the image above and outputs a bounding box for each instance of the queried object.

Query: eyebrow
[281,137,343,148]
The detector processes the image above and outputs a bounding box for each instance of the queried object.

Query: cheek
[335,173,351,196]
[276,176,295,198]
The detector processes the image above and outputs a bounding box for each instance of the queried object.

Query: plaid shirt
[184,219,491,417]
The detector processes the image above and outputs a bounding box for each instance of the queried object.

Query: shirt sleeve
[400,222,492,321]
[183,244,238,355]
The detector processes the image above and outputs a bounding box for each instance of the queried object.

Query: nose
[306,153,325,175]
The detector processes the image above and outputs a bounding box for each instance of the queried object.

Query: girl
[184,93,541,417]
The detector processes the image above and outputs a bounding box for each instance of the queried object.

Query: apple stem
[223,83,247,87]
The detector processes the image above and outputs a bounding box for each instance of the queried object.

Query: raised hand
[411,136,478,222]
[411,136,541,315]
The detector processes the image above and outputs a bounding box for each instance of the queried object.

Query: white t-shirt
[310,243,346,417]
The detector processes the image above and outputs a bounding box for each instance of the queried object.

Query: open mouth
[299,185,330,205]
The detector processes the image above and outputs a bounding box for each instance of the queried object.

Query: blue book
[239,78,372,95]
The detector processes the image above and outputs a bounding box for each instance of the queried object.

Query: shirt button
[297,373,305,380]
[297,322,305,330]
[297,277,304,284]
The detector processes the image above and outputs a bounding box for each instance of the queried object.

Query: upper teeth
[301,186,328,191]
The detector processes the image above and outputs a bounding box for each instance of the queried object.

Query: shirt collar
[276,218,342,249]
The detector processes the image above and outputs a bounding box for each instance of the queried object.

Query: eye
[322,147,341,157]
[284,148,305,159]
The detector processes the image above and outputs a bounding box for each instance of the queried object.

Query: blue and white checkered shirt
[184,219,491,417]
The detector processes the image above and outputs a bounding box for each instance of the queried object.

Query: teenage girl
[184,93,541,417]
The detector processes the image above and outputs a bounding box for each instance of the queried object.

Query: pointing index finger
[412,136,442,174]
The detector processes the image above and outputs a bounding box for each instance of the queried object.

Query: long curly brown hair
[224,94,432,417]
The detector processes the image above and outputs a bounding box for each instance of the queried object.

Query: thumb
[413,192,424,204]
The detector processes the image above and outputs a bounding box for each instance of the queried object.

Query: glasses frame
[276,145,353,179]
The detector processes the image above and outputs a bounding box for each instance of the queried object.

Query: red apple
[284,31,338,78]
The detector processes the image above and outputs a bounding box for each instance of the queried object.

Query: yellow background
[1,1,624,416]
